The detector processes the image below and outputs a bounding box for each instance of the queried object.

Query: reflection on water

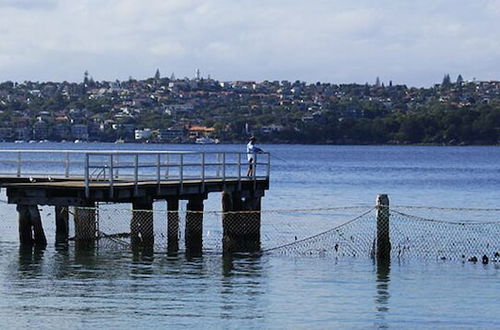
[2,243,500,327]
[220,254,266,322]
[3,243,268,328]
[375,260,391,328]
[17,245,46,276]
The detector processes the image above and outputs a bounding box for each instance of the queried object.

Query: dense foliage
[270,102,500,145]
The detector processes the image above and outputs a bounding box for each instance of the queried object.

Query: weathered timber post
[131,204,140,245]
[185,196,204,256]
[242,195,261,252]
[17,204,33,245]
[132,198,154,247]
[55,206,69,244]
[222,190,236,254]
[222,191,261,254]
[376,194,391,262]
[29,205,47,247]
[167,198,179,253]
[74,202,96,246]
[16,204,47,247]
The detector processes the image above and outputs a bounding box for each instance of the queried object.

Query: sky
[0,0,499,87]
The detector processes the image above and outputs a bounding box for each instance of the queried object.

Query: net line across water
[3,201,500,262]
[57,204,500,261]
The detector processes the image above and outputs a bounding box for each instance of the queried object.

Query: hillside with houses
[0,72,499,145]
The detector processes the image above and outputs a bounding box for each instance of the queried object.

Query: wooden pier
[0,149,270,254]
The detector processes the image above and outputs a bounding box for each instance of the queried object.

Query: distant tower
[170,72,176,80]
[154,68,161,80]
[196,69,201,80]
[84,70,89,84]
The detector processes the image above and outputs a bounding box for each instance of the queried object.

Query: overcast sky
[0,0,499,87]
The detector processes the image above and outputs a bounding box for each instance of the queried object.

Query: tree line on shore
[266,102,500,145]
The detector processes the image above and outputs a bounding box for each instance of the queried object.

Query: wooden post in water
[132,198,154,247]
[17,204,33,245]
[222,190,236,254]
[222,191,261,254]
[376,194,391,262]
[185,197,204,256]
[55,206,69,244]
[131,204,141,245]
[74,202,96,247]
[16,204,47,247]
[167,198,179,253]
[242,195,261,252]
[29,205,47,247]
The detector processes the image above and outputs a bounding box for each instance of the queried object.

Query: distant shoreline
[1,140,499,147]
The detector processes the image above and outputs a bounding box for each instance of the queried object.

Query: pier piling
[17,204,47,247]
[167,199,180,253]
[376,194,391,262]
[132,199,154,247]
[222,191,261,254]
[29,205,47,247]
[55,206,69,244]
[243,195,261,252]
[222,191,236,253]
[74,202,96,247]
[185,197,204,256]
[17,205,33,245]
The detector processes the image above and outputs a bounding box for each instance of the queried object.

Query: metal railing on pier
[0,150,271,197]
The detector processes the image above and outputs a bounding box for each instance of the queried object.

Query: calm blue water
[1,143,500,328]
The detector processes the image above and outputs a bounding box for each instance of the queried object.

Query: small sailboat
[195,137,217,144]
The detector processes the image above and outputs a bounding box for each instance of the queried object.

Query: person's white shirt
[247,141,262,161]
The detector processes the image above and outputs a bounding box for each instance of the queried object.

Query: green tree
[441,74,452,88]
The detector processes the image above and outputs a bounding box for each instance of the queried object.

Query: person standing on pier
[247,136,263,177]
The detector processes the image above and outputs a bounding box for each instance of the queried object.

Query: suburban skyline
[1,0,499,87]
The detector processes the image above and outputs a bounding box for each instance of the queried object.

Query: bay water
[0,143,499,328]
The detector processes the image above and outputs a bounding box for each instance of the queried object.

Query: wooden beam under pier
[2,178,268,206]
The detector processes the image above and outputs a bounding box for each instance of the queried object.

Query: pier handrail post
[109,154,114,198]
[156,153,161,193]
[65,152,70,177]
[165,153,170,179]
[216,153,221,178]
[266,153,270,179]
[376,194,391,263]
[134,154,139,196]
[84,153,90,198]
[237,153,241,190]
[17,151,21,177]
[201,153,205,192]
[180,153,184,194]
[116,154,120,178]
[252,153,257,190]
[222,152,226,185]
